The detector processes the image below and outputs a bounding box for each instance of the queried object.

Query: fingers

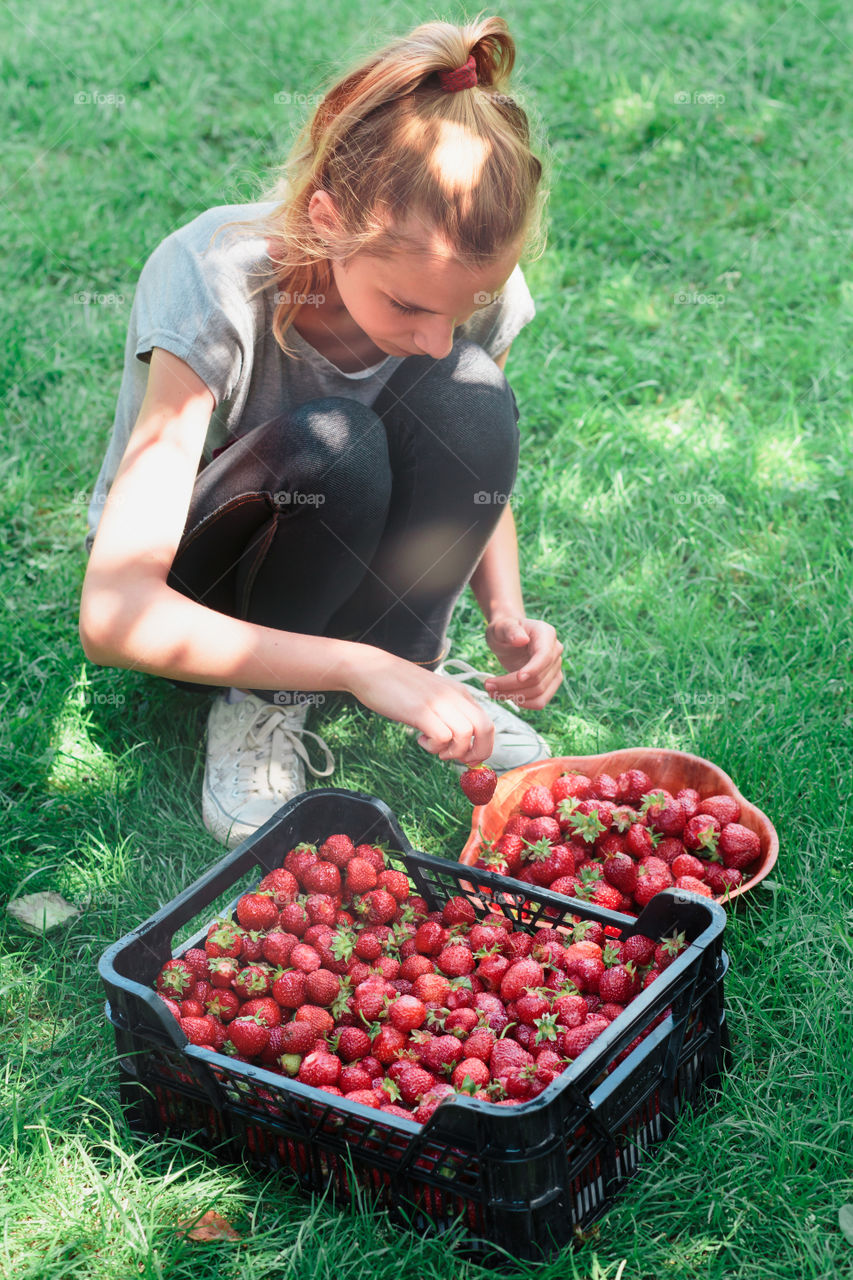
[415,689,495,765]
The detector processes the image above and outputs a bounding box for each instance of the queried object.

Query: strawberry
[302,861,342,896]
[615,769,652,804]
[676,788,702,819]
[625,823,656,859]
[441,896,477,927]
[700,794,741,826]
[500,958,544,1003]
[490,1038,532,1077]
[567,804,609,845]
[240,997,281,1027]
[272,970,307,1008]
[180,1015,217,1046]
[207,956,238,988]
[718,823,761,870]
[371,1024,408,1065]
[156,958,195,999]
[551,771,593,802]
[414,921,448,955]
[654,837,686,866]
[598,963,639,1003]
[400,954,435,982]
[345,1089,381,1109]
[525,840,576,886]
[277,1021,316,1054]
[298,1050,341,1088]
[643,794,687,837]
[451,1058,491,1090]
[704,864,743,895]
[261,930,298,967]
[633,867,669,907]
[318,833,356,867]
[353,978,396,1022]
[475,952,510,991]
[304,969,340,1007]
[377,869,411,902]
[181,948,211,982]
[353,844,386,875]
[339,1063,373,1092]
[388,995,427,1031]
[305,894,338,926]
[284,842,319,878]
[293,1005,335,1038]
[445,1007,477,1035]
[257,867,300,905]
[344,857,378,895]
[602,851,638,896]
[228,1015,270,1058]
[159,995,181,1021]
[621,934,656,966]
[334,1025,372,1061]
[675,875,713,898]
[491,832,526,874]
[411,972,452,1005]
[523,815,562,845]
[561,1017,609,1060]
[683,814,722,854]
[414,1083,454,1123]
[502,814,529,838]
[552,992,587,1028]
[420,1034,464,1076]
[671,853,707,881]
[460,764,498,805]
[654,932,686,970]
[278,902,310,936]
[592,772,619,801]
[436,944,474,978]
[236,891,278,932]
[362,889,398,925]
[205,920,243,958]
[204,989,240,1022]
[520,784,556,818]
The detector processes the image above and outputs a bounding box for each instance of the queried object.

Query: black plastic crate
[99,787,730,1261]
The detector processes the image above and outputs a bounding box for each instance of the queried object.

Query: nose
[413,320,455,361]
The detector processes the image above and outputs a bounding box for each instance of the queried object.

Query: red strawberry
[271,970,307,1008]
[302,861,342,896]
[180,1015,217,1046]
[633,867,669,907]
[400,954,435,982]
[388,995,427,1031]
[339,1063,373,1092]
[441,896,477,927]
[451,1057,491,1090]
[520,784,556,818]
[475,953,510,991]
[419,1034,464,1076]
[654,932,686,970]
[704,864,743,895]
[561,1017,609,1060]
[335,1025,372,1061]
[354,843,387,873]
[473,993,512,1035]
[643,794,687,837]
[654,837,686,866]
[490,1038,532,1077]
[298,1050,341,1088]
[362,889,398,925]
[592,772,619,800]
[598,964,639,1003]
[181,948,211,981]
[676,788,702,819]
[205,920,244,959]
[675,875,713,898]
[371,1024,408,1065]
[602,851,638,896]
[436,944,474,978]
[156,958,195,999]
[257,867,300,905]
[353,978,396,1022]
[460,764,498,806]
[411,972,452,1005]
[304,969,340,1007]
[236,891,278,932]
[552,992,587,1028]
[621,934,656,966]
[305,893,338,926]
[683,814,722,854]
[625,823,656,859]
[414,921,448,955]
[204,989,240,1022]
[278,902,310,936]
[718,823,761,870]
[615,770,652,804]
[700,794,741,826]
[551,771,593,802]
[344,857,378,895]
[284,842,319,879]
[500,958,544,1003]
[293,1005,335,1038]
[261,930,298,967]
[414,1083,454,1123]
[228,1015,270,1057]
[240,997,281,1027]
[525,840,576,886]
[318,833,356,867]
[671,853,707,881]
[277,1021,316,1054]
[377,869,411,902]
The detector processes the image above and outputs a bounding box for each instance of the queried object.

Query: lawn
[1,0,852,1276]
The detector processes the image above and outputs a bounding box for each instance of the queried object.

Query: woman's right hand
[345,648,496,767]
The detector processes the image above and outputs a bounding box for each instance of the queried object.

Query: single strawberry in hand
[460,764,497,805]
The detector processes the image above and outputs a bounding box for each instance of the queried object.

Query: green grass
[2,0,853,1276]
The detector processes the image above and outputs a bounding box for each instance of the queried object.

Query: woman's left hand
[483,616,565,710]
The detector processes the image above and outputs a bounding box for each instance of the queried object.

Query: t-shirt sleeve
[455,262,537,359]
[130,228,249,408]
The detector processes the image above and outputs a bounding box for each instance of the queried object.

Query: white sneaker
[202,693,335,848]
[433,656,553,773]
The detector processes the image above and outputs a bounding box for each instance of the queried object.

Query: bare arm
[79,348,499,761]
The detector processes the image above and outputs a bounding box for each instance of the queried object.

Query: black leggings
[165,339,521,702]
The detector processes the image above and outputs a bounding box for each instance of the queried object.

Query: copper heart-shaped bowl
[458,747,779,905]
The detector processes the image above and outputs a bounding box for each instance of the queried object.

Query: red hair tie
[437,54,478,93]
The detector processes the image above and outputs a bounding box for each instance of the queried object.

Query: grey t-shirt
[85,200,537,552]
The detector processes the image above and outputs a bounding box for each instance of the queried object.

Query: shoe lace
[231,701,335,795]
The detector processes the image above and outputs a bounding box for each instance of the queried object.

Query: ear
[307,189,345,250]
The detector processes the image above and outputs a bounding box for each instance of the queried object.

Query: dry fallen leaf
[176,1210,242,1242]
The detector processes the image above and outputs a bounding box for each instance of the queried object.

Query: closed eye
[389,298,419,315]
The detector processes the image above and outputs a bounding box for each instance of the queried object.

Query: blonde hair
[210,13,549,359]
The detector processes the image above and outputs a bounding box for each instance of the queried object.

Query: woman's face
[308,192,523,361]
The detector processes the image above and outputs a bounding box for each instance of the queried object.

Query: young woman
[79,16,564,847]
